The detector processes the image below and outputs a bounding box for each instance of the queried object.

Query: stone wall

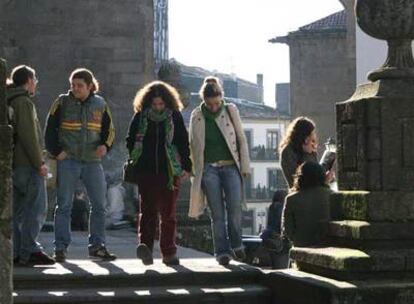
[0,0,155,163]
[288,31,356,149]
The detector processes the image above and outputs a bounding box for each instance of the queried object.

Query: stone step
[327,220,414,241]
[14,284,270,304]
[266,268,414,304]
[290,247,414,280]
[14,258,263,291]
[330,191,414,222]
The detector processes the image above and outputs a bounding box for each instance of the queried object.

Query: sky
[169,0,344,107]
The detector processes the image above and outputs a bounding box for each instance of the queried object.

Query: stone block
[330,191,414,222]
[327,220,414,240]
[290,247,414,278]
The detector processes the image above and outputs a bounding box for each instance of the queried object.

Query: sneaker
[136,244,153,265]
[21,252,56,266]
[162,254,180,266]
[54,250,66,263]
[89,246,117,261]
[233,248,246,261]
[217,255,231,266]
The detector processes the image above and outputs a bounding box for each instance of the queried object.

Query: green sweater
[202,104,233,164]
[7,86,44,169]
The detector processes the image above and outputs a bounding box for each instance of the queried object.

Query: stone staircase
[13,258,271,304]
[290,191,414,281]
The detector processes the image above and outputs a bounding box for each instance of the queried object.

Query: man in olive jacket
[8,65,55,266]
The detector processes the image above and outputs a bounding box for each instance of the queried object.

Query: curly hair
[280,117,316,154]
[292,161,326,192]
[133,81,184,113]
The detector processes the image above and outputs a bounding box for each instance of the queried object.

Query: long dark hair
[292,161,326,192]
[280,117,315,154]
[7,65,35,87]
[133,81,183,113]
[70,68,100,93]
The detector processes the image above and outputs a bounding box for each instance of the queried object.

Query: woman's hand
[242,172,250,178]
[56,151,67,161]
[325,169,336,184]
[181,171,190,179]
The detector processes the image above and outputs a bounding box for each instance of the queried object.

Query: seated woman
[282,161,332,248]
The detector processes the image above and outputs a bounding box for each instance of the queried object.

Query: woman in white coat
[189,77,250,266]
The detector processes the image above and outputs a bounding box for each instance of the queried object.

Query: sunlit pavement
[36,230,212,259]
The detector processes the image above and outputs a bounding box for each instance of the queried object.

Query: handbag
[123,159,139,184]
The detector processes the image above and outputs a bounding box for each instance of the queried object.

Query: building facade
[270,8,356,152]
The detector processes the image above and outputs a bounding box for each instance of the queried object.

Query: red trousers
[137,174,180,256]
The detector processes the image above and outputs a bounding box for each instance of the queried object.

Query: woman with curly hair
[126,81,192,266]
[282,161,332,247]
[279,117,319,189]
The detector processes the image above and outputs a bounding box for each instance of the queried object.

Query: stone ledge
[266,269,414,304]
[327,220,414,240]
[14,284,270,304]
[290,247,414,279]
[330,191,414,222]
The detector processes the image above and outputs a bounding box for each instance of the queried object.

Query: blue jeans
[54,159,107,251]
[201,164,243,258]
[13,166,47,262]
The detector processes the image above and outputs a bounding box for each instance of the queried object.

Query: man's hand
[96,145,108,158]
[56,151,67,161]
[39,164,48,177]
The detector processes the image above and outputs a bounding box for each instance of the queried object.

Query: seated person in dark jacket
[282,161,332,247]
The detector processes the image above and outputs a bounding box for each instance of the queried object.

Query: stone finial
[356,0,414,81]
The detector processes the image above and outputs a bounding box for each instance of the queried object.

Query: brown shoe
[162,254,180,266]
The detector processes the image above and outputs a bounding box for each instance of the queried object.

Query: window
[266,130,279,150]
[268,169,287,191]
[244,129,253,153]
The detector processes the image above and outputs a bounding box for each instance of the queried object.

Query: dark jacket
[7,85,44,169]
[45,92,115,162]
[282,186,332,247]
[126,110,192,175]
[280,144,318,188]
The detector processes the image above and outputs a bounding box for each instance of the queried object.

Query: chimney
[256,73,264,104]
[276,83,291,116]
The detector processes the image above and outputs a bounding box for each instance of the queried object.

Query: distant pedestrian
[282,161,332,247]
[45,68,117,262]
[189,76,250,266]
[8,65,55,266]
[126,81,192,266]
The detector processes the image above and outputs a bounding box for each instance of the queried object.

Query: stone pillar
[0,58,13,304]
[268,1,414,303]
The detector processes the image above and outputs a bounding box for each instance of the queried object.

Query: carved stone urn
[356,0,414,81]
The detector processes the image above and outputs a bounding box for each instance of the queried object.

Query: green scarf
[131,108,182,190]
[201,102,224,120]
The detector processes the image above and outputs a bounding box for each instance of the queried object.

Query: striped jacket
[45,91,115,162]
